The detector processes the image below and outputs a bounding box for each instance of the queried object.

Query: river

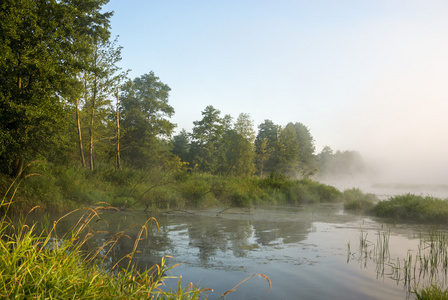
[33,201,448,300]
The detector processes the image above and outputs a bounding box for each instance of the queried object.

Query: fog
[104,1,448,196]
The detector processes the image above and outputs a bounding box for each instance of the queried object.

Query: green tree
[80,37,127,170]
[0,0,112,176]
[225,113,256,176]
[278,123,300,175]
[293,122,316,178]
[120,72,175,169]
[255,120,281,175]
[190,105,224,173]
[172,129,191,164]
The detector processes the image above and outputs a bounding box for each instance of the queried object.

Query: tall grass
[1,173,271,299]
[0,204,209,299]
[342,188,377,212]
[373,194,448,224]
[350,227,448,298]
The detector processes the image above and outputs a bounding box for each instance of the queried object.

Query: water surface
[41,203,446,299]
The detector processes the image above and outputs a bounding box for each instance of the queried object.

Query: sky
[103,0,448,184]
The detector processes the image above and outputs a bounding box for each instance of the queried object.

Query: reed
[0,203,211,299]
[353,227,448,297]
[1,175,270,299]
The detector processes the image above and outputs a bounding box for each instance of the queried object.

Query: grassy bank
[343,192,448,225]
[0,203,209,299]
[0,163,344,213]
[373,194,448,224]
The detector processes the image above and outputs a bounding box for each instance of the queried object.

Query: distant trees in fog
[0,0,364,180]
[172,108,317,178]
[315,146,366,178]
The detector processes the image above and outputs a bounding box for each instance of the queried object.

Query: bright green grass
[373,194,448,224]
[343,188,377,212]
[414,285,448,300]
[0,205,209,299]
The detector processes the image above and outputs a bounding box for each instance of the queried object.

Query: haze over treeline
[2,0,446,196]
[0,0,367,183]
[103,0,448,188]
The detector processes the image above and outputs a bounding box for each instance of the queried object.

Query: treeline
[0,0,178,177]
[172,107,317,178]
[316,146,367,179]
[0,0,368,211]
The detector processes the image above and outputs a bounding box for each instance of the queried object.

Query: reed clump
[0,203,210,299]
[414,284,448,300]
[342,188,377,212]
[373,194,448,224]
[351,227,448,298]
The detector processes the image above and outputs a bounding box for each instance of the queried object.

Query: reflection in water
[25,204,442,299]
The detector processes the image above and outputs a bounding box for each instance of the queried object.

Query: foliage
[316,146,366,179]
[414,285,448,300]
[120,72,175,169]
[343,188,377,212]
[255,120,281,176]
[0,203,209,299]
[189,105,225,174]
[0,0,112,176]
[254,121,317,178]
[257,174,341,204]
[373,194,448,224]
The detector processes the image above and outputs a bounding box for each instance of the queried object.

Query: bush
[229,191,253,208]
[373,194,448,224]
[343,188,377,212]
[0,204,207,299]
[180,177,215,207]
[414,284,448,300]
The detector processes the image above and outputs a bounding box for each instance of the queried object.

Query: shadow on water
[23,204,446,299]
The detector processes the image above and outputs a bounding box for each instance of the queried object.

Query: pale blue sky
[104,0,448,183]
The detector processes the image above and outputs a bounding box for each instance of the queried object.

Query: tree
[234,113,256,143]
[293,122,316,178]
[224,113,256,176]
[0,0,112,176]
[190,105,224,173]
[79,37,126,170]
[255,120,281,175]
[120,72,175,169]
[278,123,300,175]
[172,129,191,164]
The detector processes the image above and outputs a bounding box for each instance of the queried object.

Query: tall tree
[278,123,300,175]
[190,105,224,174]
[293,122,316,178]
[0,0,112,176]
[120,72,175,169]
[255,120,281,175]
[224,113,256,176]
[80,37,126,170]
[172,129,191,164]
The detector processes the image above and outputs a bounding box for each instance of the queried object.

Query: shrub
[373,194,448,224]
[414,284,448,300]
[0,204,208,299]
[343,188,377,212]
[180,177,214,207]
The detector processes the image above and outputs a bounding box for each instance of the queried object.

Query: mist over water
[318,154,448,199]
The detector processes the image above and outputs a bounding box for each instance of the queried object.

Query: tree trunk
[89,93,95,171]
[115,87,122,170]
[12,158,24,178]
[89,53,98,171]
[76,98,86,168]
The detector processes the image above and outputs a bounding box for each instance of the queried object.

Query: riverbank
[1,163,344,214]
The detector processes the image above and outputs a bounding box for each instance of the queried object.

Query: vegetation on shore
[373,194,448,224]
[0,162,344,213]
[0,202,206,299]
[0,192,272,299]
[343,192,448,225]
